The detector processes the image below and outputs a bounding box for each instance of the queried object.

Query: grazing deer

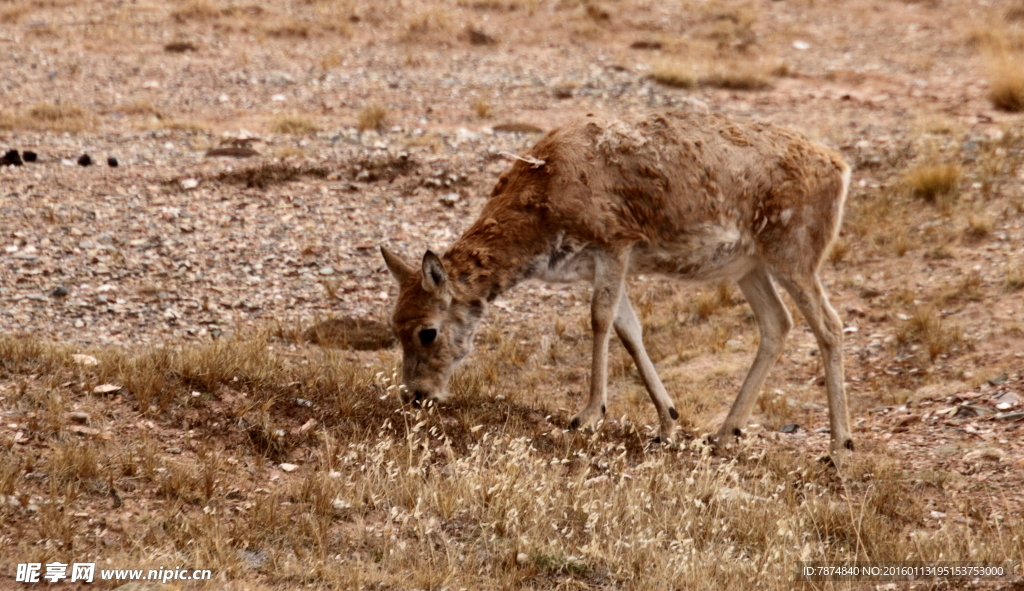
[381,110,853,460]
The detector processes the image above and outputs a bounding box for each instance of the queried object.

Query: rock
[780,423,800,433]
[77,154,92,166]
[22,150,37,162]
[107,157,118,167]
[68,412,90,425]
[181,178,199,190]
[279,463,299,472]
[439,192,460,207]
[72,354,99,366]
[93,384,121,394]
[963,448,1004,462]
[987,373,1008,386]
[1,149,22,166]
[516,552,529,565]
[51,285,69,297]
[319,266,335,275]
[332,497,352,511]
[467,27,496,45]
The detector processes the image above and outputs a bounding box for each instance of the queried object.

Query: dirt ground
[2,0,1024,589]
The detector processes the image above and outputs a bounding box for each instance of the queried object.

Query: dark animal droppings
[78,154,92,166]
[107,157,118,167]
[51,286,69,298]
[22,151,37,162]
[1,150,22,166]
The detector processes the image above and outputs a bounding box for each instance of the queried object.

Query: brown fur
[383,110,853,462]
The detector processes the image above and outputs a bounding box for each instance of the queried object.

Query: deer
[381,110,853,462]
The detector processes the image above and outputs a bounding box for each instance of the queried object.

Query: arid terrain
[2,0,1024,588]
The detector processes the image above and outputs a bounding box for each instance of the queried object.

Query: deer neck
[442,209,548,304]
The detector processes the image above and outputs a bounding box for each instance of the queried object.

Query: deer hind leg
[569,254,627,433]
[774,272,853,463]
[716,265,793,447]
[613,294,678,442]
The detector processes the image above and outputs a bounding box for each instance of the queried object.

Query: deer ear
[421,251,448,293]
[381,246,414,284]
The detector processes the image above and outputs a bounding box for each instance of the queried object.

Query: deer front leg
[570,255,627,432]
[614,295,678,443]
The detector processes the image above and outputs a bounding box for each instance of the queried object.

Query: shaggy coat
[383,110,853,460]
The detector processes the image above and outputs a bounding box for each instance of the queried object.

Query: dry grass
[649,60,695,89]
[2,331,1018,589]
[987,56,1024,112]
[270,113,320,135]
[893,305,968,363]
[0,101,91,133]
[903,163,960,203]
[474,97,493,118]
[358,102,390,131]
[650,59,771,91]
[210,163,331,189]
[1006,262,1024,291]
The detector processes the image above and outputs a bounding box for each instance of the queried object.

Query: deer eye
[418,328,437,346]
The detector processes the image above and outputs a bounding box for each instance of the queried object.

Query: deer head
[381,247,484,404]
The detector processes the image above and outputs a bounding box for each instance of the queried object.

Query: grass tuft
[358,103,390,132]
[271,113,320,135]
[904,163,960,203]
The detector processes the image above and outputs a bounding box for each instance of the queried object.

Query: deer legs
[570,253,678,442]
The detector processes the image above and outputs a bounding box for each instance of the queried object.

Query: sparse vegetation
[3,0,1024,588]
[987,57,1024,112]
[271,112,320,135]
[904,163,960,203]
[211,163,331,189]
[358,102,389,131]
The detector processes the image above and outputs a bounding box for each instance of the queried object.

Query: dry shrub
[271,113,320,135]
[474,98,492,118]
[894,305,966,362]
[50,439,102,485]
[987,57,1024,112]
[904,163,960,203]
[963,215,992,241]
[25,101,88,132]
[358,102,389,131]
[649,60,695,89]
[698,63,772,90]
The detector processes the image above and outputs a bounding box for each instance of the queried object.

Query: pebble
[51,285,69,297]
[68,412,90,425]
[279,463,299,472]
[181,178,199,189]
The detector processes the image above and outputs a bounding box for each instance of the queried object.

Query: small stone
[439,192,460,207]
[181,178,199,190]
[987,373,1008,386]
[22,151,37,162]
[780,423,800,433]
[319,266,335,275]
[793,40,810,50]
[107,157,118,167]
[332,498,352,511]
[72,354,99,366]
[279,463,299,473]
[51,285,69,297]
[93,384,121,394]
[78,154,93,166]
[516,552,529,565]
[68,412,90,425]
